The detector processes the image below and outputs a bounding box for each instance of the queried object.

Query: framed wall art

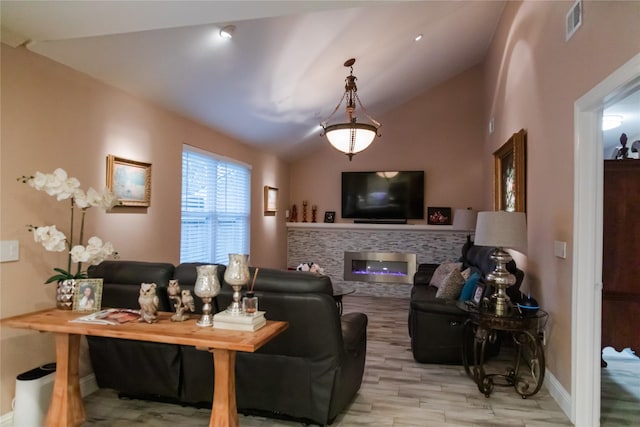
[264,186,278,214]
[107,155,152,207]
[72,278,103,312]
[427,207,452,225]
[324,211,336,223]
[493,129,527,212]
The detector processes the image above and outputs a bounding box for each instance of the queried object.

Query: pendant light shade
[324,122,378,155]
[321,58,381,161]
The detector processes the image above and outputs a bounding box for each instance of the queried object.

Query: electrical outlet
[0,240,19,262]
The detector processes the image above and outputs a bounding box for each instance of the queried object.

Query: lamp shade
[474,211,527,252]
[453,209,477,231]
[325,123,377,155]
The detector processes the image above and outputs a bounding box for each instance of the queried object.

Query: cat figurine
[138,282,159,323]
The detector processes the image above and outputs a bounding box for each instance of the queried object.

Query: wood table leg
[45,333,85,427]
[209,349,238,427]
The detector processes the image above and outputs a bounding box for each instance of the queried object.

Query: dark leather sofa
[86,261,368,425]
[408,242,524,364]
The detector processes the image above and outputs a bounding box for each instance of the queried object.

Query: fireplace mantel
[287,222,471,298]
[286,222,466,232]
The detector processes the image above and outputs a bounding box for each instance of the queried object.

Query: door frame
[572,52,640,426]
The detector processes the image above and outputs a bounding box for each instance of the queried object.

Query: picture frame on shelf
[493,129,527,212]
[472,281,486,306]
[427,207,452,225]
[107,155,152,207]
[324,211,336,223]
[72,278,103,312]
[264,186,278,214]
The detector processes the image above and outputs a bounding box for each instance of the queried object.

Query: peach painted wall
[289,65,487,222]
[0,44,289,414]
[483,1,640,392]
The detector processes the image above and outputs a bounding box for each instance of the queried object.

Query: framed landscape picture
[493,129,527,212]
[264,185,278,214]
[107,155,152,207]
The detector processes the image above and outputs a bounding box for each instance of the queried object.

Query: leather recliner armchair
[408,242,523,364]
[178,266,368,425]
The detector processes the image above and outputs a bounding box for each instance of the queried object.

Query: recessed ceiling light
[414,34,423,42]
[220,25,235,39]
[602,115,623,131]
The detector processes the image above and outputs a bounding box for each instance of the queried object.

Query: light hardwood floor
[82,295,576,426]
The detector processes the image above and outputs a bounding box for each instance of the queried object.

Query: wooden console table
[1,309,288,427]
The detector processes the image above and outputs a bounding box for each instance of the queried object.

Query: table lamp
[453,208,477,242]
[474,211,527,316]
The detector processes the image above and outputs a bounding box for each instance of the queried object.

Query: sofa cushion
[459,272,481,301]
[429,262,462,289]
[435,268,465,299]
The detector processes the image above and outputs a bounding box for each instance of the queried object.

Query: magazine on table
[70,308,141,325]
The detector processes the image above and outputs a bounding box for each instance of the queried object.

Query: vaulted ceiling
[3,1,509,160]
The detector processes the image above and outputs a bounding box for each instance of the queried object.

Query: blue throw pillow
[459,272,481,301]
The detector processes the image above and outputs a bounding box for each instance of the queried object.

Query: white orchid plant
[19,168,119,284]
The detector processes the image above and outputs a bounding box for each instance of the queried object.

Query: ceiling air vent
[565,0,582,41]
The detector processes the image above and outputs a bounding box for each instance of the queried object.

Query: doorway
[572,52,640,426]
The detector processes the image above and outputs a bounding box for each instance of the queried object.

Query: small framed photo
[264,186,278,214]
[107,155,152,207]
[427,207,452,225]
[472,282,486,305]
[73,279,104,312]
[324,211,336,223]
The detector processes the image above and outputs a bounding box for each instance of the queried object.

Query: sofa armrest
[414,263,439,286]
[410,296,466,316]
[340,312,368,355]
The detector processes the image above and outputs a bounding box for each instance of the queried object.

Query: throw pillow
[429,262,462,289]
[435,268,466,299]
[459,272,481,301]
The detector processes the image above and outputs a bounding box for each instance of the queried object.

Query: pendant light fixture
[320,58,381,161]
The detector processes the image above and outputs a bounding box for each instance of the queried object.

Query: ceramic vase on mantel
[56,279,76,310]
[223,254,250,315]
[194,265,221,327]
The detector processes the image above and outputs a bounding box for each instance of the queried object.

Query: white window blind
[180,146,251,264]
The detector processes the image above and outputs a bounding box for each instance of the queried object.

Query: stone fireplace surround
[287,223,470,298]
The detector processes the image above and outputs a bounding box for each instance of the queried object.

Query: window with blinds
[180,146,251,264]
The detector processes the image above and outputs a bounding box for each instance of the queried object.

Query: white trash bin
[13,363,56,427]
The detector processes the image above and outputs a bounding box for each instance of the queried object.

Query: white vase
[194,265,221,327]
[223,254,250,315]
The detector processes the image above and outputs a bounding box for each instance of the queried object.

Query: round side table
[459,302,548,399]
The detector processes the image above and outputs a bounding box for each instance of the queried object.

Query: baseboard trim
[0,373,98,427]
[545,368,572,421]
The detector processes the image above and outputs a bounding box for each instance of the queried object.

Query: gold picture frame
[72,278,103,312]
[493,129,527,212]
[264,186,278,214]
[107,155,152,207]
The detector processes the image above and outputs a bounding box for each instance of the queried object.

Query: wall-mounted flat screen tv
[341,171,425,220]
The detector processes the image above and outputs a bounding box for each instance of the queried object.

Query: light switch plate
[0,240,19,262]
[554,240,567,259]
